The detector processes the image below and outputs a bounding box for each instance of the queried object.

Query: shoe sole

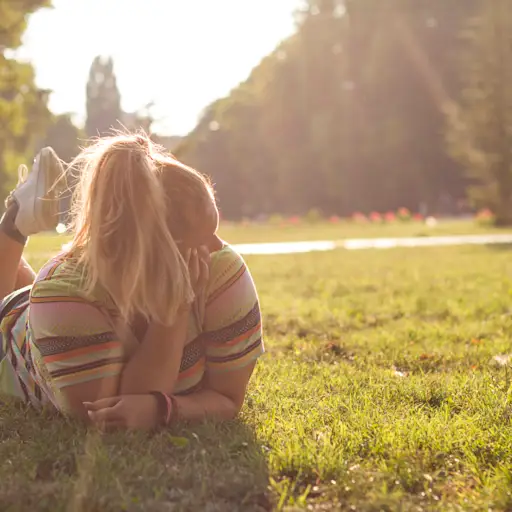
[38,148,65,231]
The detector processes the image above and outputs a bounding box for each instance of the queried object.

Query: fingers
[186,246,210,296]
[197,256,210,290]
[188,248,199,282]
[87,401,124,423]
[83,396,122,411]
[198,245,210,262]
[84,397,124,430]
[193,247,209,293]
[182,248,192,264]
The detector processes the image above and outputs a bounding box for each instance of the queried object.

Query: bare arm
[119,247,208,394]
[57,308,190,417]
[169,247,262,423]
[84,362,257,429]
[119,309,190,394]
[171,362,256,421]
[29,298,189,418]
[34,249,206,418]
[86,247,264,429]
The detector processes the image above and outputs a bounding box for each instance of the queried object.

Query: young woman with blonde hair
[0,133,263,430]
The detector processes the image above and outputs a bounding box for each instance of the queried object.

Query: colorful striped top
[0,244,264,411]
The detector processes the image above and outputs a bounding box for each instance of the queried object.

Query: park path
[233,233,512,255]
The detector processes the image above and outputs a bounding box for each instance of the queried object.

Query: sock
[0,201,27,246]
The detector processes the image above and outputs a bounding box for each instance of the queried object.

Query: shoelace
[4,164,29,208]
[17,163,29,185]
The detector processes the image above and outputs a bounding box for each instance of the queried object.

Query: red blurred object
[352,212,367,223]
[413,213,423,221]
[476,208,493,219]
[329,215,341,223]
[384,212,396,222]
[369,211,382,223]
[288,216,301,225]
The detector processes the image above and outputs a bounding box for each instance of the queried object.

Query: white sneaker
[10,147,65,237]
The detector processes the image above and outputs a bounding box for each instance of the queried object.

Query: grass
[218,219,510,244]
[2,225,512,510]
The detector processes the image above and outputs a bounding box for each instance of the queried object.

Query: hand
[187,246,210,296]
[83,395,160,431]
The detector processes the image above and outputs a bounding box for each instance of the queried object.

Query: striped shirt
[0,244,264,410]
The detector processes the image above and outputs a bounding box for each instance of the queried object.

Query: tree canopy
[447,0,512,225]
[0,0,53,196]
[85,56,123,138]
[178,0,481,219]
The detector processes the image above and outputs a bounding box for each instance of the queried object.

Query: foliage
[43,113,84,163]
[0,0,53,197]
[0,0,51,49]
[446,0,512,225]
[85,56,122,137]
[178,0,478,220]
[42,113,85,222]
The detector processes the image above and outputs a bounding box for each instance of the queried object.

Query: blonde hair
[68,132,214,326]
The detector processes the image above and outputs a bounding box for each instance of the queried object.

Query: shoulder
[28,253,117,340]
[203,245,264,371]
[210,243,247,272]
[206,244,255,303]
[205,244,260,326]
[30,253,109,307]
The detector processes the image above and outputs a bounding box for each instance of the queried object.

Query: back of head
[69,132,196,325]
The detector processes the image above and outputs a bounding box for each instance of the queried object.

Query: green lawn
[218,219,509,244]
[2,227,512,510]
[24,219,512,257]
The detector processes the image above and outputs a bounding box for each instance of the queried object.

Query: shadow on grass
[485,243,512,252]
[0,398,270,512]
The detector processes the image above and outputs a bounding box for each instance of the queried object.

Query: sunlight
[19,0,298,135]
[55,223,67,234]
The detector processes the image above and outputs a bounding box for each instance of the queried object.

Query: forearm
[120,311,190,394]
[120,344,182,395]
[172,389,241,422]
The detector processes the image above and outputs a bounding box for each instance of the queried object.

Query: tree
[0,0,50,50]
[44,114,83,163]
[447,0,512,225]
[179,0,477,219]
[0,1,53,197]
[85,56,122,137]
[42,114,84,222]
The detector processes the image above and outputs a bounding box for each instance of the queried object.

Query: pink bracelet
[150,391,173,426]
[168,394,179,423]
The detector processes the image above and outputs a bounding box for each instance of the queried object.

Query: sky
[17,0,300,135]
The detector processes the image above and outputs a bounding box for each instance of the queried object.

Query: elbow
[210,395,242,421]
[223,397,244,420]
[224,405,239,420]
[220,407,239,421]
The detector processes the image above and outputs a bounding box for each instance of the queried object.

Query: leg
[0,202,39,299]
[15,257,36,290]
[0,233,25,299]
[0,203,27,299]
[0,148,64,299]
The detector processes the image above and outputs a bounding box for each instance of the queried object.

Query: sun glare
[20,0,297,135]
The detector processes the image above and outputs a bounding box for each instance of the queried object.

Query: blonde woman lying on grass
[0,133,263,430]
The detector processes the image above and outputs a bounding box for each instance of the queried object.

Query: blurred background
[1,0,510,227]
